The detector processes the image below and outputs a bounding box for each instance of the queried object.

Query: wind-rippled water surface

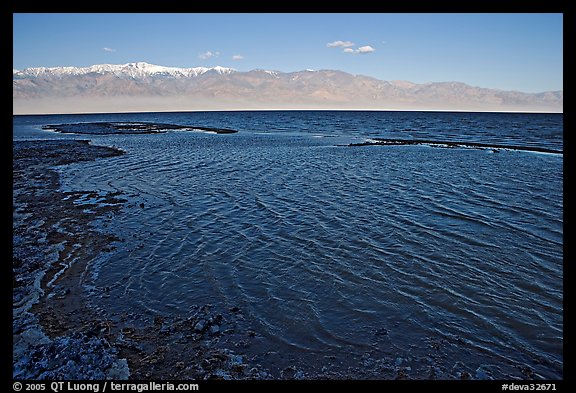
[13,111,563,378]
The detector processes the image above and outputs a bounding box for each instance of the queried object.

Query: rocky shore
[13,140,128,379]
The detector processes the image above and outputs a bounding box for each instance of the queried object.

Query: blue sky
[13,13,563,93]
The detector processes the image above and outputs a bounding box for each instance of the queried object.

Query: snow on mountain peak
[13,62,237,79]
[264,70,280,78]
[210,66,235,75]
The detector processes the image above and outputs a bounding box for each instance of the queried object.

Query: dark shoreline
[43,122,238,135]
[345,138,563,154]
[13,140,128,379]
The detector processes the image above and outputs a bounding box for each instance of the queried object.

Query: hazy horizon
[12,100,564,116]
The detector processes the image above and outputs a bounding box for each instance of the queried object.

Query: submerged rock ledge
[43,122,238,135]
[346,138,563,154]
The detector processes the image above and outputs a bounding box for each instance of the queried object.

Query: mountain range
[13,62,563,114]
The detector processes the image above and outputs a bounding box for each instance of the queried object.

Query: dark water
[13,111,563,378]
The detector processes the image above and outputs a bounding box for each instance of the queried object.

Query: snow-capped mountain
[13,62,563,114]
[13,62,236,80]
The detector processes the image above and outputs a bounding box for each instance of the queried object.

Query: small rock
[228,355,244,367]
[247,330,256,337]
[248,367,259,377]
[430,341,441,350]
[395,368,410,380]
[139,203,145,208]
[281,366,296,378]
[375,327,388,336]
[520,366,534,379]
[229,306,240,313]
[194,320,206,333]
[176,362,185,370]
[209,325,220,336]
[121,327,135,335]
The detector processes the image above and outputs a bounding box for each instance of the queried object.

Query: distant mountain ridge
[13,62,563,114]
[13,62,236,79]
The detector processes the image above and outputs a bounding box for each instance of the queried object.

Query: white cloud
[103,47,116,53]
[356,45,376,54]
[232,55,244,61]
[199,51,220,60]
[343,45,376,55]
[327,40,355,48]
[329,41,376,54]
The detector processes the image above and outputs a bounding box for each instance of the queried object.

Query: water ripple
[19,111,562,379]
